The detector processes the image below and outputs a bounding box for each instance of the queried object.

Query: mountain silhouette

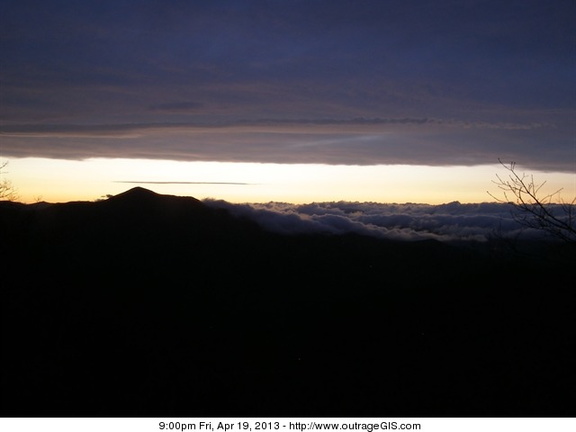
[104,186,203,210]
[1,189,574,417]
[109,185,161,200]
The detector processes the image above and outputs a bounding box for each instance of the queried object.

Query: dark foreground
[1,188,574,416]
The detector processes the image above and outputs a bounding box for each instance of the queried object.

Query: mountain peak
[103,187,163,207]
[112,187,159,200]
[104,187,204,209]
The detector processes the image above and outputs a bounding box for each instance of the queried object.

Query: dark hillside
[1,189,574,416]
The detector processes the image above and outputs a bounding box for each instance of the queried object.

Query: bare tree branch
[0,161,19,201]
[488,159,576,242]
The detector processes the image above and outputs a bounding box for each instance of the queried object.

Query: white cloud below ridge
[204,199,567,243]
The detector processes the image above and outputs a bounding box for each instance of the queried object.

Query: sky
[1,0,574,204]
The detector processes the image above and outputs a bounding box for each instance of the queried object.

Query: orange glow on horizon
[5,157,575,206]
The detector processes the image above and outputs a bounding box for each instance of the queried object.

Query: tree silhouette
[0,161,18,201]
[488,159,576,243]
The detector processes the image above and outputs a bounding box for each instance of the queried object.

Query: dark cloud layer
[1,119,571,171]
[1,0,574,170]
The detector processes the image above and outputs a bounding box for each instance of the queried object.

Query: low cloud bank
[1,119,573,172]
[204,199,567,242]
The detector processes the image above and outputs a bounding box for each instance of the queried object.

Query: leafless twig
[0,161,18,201]
[488,159,576,242]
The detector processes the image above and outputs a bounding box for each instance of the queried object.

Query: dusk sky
[1,0,574,203]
